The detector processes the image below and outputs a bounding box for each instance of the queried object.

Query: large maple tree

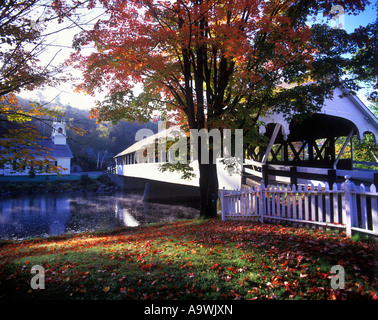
[70,0,369,217]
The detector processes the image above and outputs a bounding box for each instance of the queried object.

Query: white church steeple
[51,119,67,145]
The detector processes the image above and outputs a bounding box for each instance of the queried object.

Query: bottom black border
[2,300,377,318]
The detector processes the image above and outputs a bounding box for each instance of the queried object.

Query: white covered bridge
[245,87,378,187]
[113,125,242,205]
[112,87,378,205]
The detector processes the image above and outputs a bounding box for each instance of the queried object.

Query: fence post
[342,175,354,237]
[259,180,266,223]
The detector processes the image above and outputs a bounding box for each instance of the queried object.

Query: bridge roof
[259,87,378,143]
[115,126,185,158]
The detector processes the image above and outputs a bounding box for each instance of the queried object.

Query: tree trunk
[198,161,219,218]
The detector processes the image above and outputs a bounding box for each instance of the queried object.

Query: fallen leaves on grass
[0,220,377,300]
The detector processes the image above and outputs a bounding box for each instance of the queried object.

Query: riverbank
[0,219,377,300]
[0,173,119,196]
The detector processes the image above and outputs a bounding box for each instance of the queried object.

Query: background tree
[70,0,369,217]
[347,18,377,102]
[0,0,65,96]
[0,93,65,174]
[0,0,84,173]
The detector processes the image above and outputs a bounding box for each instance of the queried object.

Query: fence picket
[298,185,303,222]
[254,186,258,218]
[266,185,271,219]
[241,188,245,216]
[271,185,276,218]
[287,185,292,219]
[236,190,239,215]
[236,190,239,216]
[248,187,252,216]
[304,184,310,222]
[232,190,236,215]
[292,184,297,220]
[325,183,331,223]
[281,185,286,218]
[310,184,316,222]
[227,190,230,218]
[259,182,265,223]
[318,183,323,223]
[332,183,339,224]
[351,182,358,228]
[248,187,252,215]
[343,178,353,237]
[276,185,281,218]
[359,184,368,230]
[244,187,248,215]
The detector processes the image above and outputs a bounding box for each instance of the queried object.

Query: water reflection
[0,192,199,240]
[116,207,140,227]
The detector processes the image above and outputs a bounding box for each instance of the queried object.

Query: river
[0,192,199,240]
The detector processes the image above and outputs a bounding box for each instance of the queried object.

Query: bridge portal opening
[256,114,359,170]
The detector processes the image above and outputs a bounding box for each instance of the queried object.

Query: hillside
[0,96,158,171]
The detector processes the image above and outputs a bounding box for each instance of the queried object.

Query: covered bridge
[244,87,378,186]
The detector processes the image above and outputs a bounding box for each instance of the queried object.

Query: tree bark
[198,161,218,218]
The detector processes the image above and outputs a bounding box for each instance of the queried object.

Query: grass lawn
[0,219,377,300]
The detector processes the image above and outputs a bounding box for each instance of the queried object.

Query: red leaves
[241,253,255,263]
[139,261,159,271]
[211,263,222,272]
[67,0,362,131]
[0,219,377,300]
[227,266,238,274]
[180,260,193,270]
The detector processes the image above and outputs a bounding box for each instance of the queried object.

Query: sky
[20,2,377,111]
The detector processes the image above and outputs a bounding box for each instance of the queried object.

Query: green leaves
[158,162,196,180]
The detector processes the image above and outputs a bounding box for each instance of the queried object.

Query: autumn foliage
[69,0,370,217]
[0,1,86,173]
[0,93,66,173]
[0,220,377,300]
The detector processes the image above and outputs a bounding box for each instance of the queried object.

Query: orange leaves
[70,0,338,128]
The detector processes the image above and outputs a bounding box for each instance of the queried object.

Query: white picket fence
[221,176,378,237]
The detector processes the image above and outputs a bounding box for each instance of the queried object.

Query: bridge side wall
[115,159,241,190]
[108,174,200,208]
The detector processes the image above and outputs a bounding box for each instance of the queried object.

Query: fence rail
[243,159,378,186]
[221,176,378,237]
